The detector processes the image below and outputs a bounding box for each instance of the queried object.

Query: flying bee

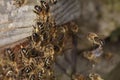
[89,73,104,80]
[33,5,42,15]
[13,0,27,7]
[83,47,103,63]
[5,48,15,61]
[87,32,104,47]
[83,51,95,62]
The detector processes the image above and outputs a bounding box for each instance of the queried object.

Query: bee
[70,22,78,33]
[33,5,42,15]
[15,51,24,69]
[29,74,36,80]
[5,48,15,61]
[83,46,103,63]
[2,64,16,79]
[40,0,49,12]
[87,32,104,47]
[32,22,45,36]
[13,0,27,7]
[55,27,66,42]
[21,47,30,59]
[21,47,40,59]
[36,22,44,31]
[50,0,57,4]
[59,27,66,33]
[37,69,45,80]
[31,33,40,44]
[6,70,16,79]
[20,63,35,74]
[53,45,62,54]
[72,74,86,80]
[29,48,40,58]
[32,56,44,66]
[43,44,54,58]
[89,73,104,80]
[43,57,53,69]
[42,31,50,41]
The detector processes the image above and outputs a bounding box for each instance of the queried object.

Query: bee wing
[0,0,35,48]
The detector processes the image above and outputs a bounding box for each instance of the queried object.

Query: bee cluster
[0,0,78,80]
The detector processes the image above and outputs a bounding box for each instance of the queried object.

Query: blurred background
[0,0,120,80]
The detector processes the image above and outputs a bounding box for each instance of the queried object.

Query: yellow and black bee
[29,74,36,80]
[40,0,49,12]
[50,0,57,4]
[33,5,42,15]
[5,48,15,61]
[87,32,104,47]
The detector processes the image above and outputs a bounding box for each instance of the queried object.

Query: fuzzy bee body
[20,62,35,75]
[37,69,45,80]
[32,33,40,44]
[32,56,43,66]
[21,47,29,58]
[5,48,15,61]
[50,0,57,4]
[29,74,36,80]
[87,32,104,47]
[40,0,49,12]
[33,5,42,15]
[89,73,104,80]
[36,22,44,31]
